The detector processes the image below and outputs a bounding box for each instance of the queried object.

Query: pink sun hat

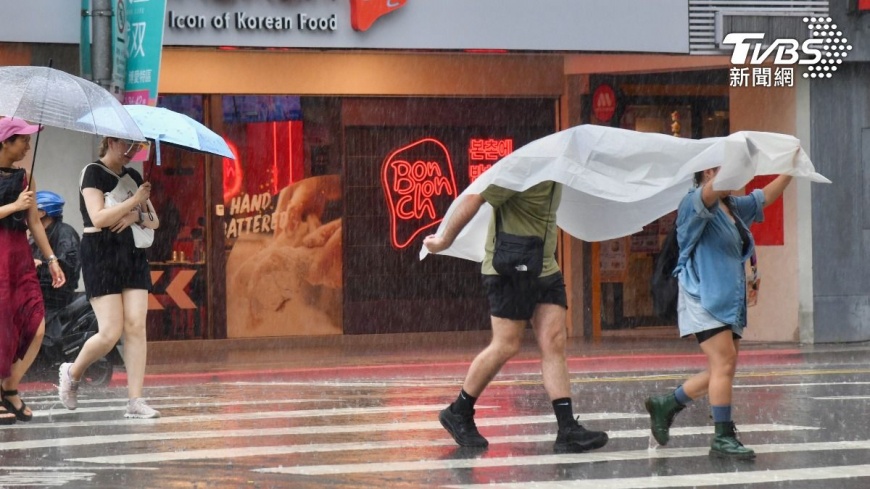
[0,118,42,142]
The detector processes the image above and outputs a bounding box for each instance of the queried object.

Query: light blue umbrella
[123,105,234,166]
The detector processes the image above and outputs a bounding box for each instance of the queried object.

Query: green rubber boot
[644,392,685,446]
[710,421,756,460]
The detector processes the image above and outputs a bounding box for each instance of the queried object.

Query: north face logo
[381,138,457,249]
[350,0,407,32]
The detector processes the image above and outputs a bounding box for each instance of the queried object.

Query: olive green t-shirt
[480,181,561,276]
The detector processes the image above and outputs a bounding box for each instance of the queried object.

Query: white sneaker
[57,363,79,410]
[124,398,160,419]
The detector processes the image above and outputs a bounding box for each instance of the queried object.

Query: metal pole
[91,0,113,90]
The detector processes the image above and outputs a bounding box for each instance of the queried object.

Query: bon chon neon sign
[381,138,458,249]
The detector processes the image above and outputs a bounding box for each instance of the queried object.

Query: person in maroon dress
[0,118,66,424]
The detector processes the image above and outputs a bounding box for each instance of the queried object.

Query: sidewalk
[144,329,695,373]
[136,329,870,384]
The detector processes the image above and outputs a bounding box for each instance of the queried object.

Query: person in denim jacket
[644,167,793,460]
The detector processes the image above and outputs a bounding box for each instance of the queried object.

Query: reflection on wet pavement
[2,340,870,488]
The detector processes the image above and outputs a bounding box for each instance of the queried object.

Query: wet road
[3,340,870,488]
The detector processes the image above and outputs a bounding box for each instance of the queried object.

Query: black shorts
[81,229,152,299]
[482,272,568,321]
[695,325,742,344]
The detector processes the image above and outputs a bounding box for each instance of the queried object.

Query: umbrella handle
[27,123,43,188]
[142,138,159,221]
[28,59,53,187]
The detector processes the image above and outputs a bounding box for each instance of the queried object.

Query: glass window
[145,95,208,340]
[222,96,343,338]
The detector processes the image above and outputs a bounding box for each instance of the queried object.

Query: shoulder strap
[496,182,556,246]
[79,162,120,195]
[724,196,756,264]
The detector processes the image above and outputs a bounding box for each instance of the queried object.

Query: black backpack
[650,225,679,322]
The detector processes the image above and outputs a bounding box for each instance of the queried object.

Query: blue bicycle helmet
[36,191,64,217]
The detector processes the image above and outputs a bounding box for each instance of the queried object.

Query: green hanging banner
[123,0,167,106]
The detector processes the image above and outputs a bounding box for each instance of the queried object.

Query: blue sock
[711,405,732,423]
[674,386,692,406]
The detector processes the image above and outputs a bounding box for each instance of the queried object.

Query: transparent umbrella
[0,65,145,185]
[0,66,144,141]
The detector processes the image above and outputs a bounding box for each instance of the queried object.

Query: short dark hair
[0,134,23,147]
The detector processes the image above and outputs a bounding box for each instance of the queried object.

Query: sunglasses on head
[119,139,150,155]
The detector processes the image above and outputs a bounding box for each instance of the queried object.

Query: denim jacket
[674,187,765,327]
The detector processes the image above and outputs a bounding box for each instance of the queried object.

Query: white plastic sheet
[419,125,830,262]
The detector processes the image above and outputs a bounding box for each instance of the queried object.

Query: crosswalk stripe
[257,439,870,476]
[66,424,815,465]
[29,397,335,418]
[231,377,870,389]
[0,471,96,486]
[812,396,870,400]
[232,381,454,387]
[737,382,870,389]
[24,396,202,404]
[0,403,498,431]
[444,464,870,488]
[0,466,156,471]
[0,466,151,487]
[4,409,641,432]
[0,412,643,451]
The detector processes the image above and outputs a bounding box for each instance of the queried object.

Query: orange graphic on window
[222,139,243,203]
[382,138,457,249]
[350,0,407,32]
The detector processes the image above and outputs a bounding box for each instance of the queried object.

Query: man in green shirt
[423,181,609,453]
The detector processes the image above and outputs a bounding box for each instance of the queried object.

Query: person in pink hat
[0,117,66,424]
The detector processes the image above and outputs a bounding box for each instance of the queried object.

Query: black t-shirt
[0,167,28,231]
[79,162,144,228]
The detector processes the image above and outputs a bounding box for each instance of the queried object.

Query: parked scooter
[30,292,123,387]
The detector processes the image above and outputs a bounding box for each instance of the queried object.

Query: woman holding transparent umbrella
[58,136,161,419]
[0,118,66,424]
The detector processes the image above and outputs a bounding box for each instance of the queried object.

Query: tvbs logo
[722,17,851,79]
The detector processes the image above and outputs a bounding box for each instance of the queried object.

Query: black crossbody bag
[491,185,555,278]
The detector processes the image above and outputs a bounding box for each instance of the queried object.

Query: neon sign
[222,138,242,203]
[381,138,457,249]
[468,137,513,183]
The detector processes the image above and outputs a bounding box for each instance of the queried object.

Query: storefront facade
[0,0,835,343]
[807,2,870,342]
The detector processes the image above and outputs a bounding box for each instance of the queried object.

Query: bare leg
[681,370,711,399]
[681,337,740,400]
[121,289,149,399]
[462,317,525,397]
[700,330,739,406]
[1,320,46,416]
[70,294,124,381]
[531,303,571,400]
